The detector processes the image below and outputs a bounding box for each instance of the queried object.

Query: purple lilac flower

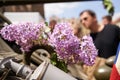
[0,22,48,52]
[49,23,98,65]
[79,35,98,66]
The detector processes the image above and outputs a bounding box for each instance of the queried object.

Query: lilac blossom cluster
[80,35,98,65]
[0,22,97,66]
[49,23,98,66]
[0,22,48,52]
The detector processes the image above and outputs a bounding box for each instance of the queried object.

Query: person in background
[68,21,89,80]
[112,17,120,26]
[49,19,57,32]
[72,20,90,38]
[79,10,120,80]
[102,15,120,26]
[102,15,112,25]
[80,10,120,59]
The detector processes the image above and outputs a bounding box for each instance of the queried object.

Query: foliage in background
[103,0,114,16]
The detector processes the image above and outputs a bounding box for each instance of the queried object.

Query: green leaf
[50,53,68,72]
[45,22,48,26]
[103,0,114,16]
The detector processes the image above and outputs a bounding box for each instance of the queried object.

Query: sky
[44,0,120,22]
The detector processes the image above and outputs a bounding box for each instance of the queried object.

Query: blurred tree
[103,0,114,16]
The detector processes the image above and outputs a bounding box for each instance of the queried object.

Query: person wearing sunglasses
[79,10,120,80]
[80,10,120,59]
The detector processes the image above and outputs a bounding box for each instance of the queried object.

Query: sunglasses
[80,17,88,23]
